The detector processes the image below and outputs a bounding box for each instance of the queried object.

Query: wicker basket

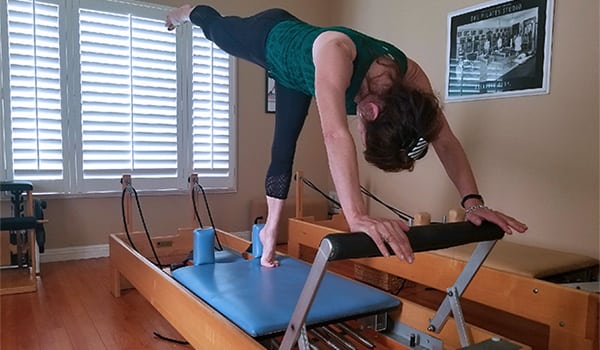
[354,263,403,293]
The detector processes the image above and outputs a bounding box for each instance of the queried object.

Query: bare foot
[259,225,280,268]
[165,4,191,31]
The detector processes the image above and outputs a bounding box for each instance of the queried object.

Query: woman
[166,5,528,268]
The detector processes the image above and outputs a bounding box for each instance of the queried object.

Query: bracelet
[461,194,483,208]
[465,204,488,215]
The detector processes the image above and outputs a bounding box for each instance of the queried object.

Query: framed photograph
[445,0,554,102]
[265,73,276,113]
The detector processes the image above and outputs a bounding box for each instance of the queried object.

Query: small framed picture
[265,73,276,113]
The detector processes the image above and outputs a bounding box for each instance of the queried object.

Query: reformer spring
[120,185,164,268]
[190,178,223,251]
[296,175,414,222]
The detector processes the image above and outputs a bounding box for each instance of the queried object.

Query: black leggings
[191,6,313,199]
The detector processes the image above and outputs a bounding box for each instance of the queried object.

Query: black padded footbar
[324,221,504,261]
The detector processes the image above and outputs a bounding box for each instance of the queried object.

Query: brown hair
[362,77,442,172]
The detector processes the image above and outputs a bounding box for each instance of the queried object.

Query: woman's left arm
[406,59,527,234]
[432,118,527,234]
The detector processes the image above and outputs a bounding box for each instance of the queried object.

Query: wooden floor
[1,258,189,350]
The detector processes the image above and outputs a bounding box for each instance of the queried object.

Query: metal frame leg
[427,240,497,339]
[447,286,471,347]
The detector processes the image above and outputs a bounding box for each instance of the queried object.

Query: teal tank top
[265,20,407,115]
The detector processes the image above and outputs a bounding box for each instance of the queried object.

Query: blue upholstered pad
[172,256,399,337]
[213,249,245,263]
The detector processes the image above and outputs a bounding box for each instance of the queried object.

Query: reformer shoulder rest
[323,221,504,261]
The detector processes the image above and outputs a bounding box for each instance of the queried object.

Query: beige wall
[332,0,599,258]
[23,0,599,260]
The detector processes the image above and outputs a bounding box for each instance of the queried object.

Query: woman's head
[359,79,442,172]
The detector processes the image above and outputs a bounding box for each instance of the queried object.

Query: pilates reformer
[110,174,525,349]
[289,171,599,350]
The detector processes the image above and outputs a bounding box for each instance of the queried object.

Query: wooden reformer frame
[110,174,528,349]
[288,171,599,350]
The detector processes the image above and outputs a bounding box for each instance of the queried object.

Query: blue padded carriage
[173,255,399,337]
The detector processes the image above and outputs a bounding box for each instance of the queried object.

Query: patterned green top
[265,20,407,115]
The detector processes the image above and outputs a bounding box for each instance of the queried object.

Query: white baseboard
[40,244,109,263]
[39,232,254,263]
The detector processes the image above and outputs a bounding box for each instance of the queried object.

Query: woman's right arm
[312,32,414,263]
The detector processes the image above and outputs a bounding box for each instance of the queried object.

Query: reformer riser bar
[324,221,504,261]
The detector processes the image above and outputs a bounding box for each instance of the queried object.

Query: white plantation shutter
[79,9,178,179]
[6,0,63,181]
[2,0,236,193]
[191,28,232,177]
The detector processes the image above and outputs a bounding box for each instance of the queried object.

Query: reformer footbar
[280,221,505,350]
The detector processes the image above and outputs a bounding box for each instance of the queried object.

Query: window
[0,0,236,194]
[3,0,63,182]
[191,28,232,176]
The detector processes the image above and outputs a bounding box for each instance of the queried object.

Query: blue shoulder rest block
[172,256,399,337]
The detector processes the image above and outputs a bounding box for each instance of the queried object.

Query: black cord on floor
[153,331,190,346]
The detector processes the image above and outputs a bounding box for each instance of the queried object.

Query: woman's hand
[347,215,414,263]
[465,205,528,234]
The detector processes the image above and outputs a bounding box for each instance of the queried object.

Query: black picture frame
[445,0,554,101]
